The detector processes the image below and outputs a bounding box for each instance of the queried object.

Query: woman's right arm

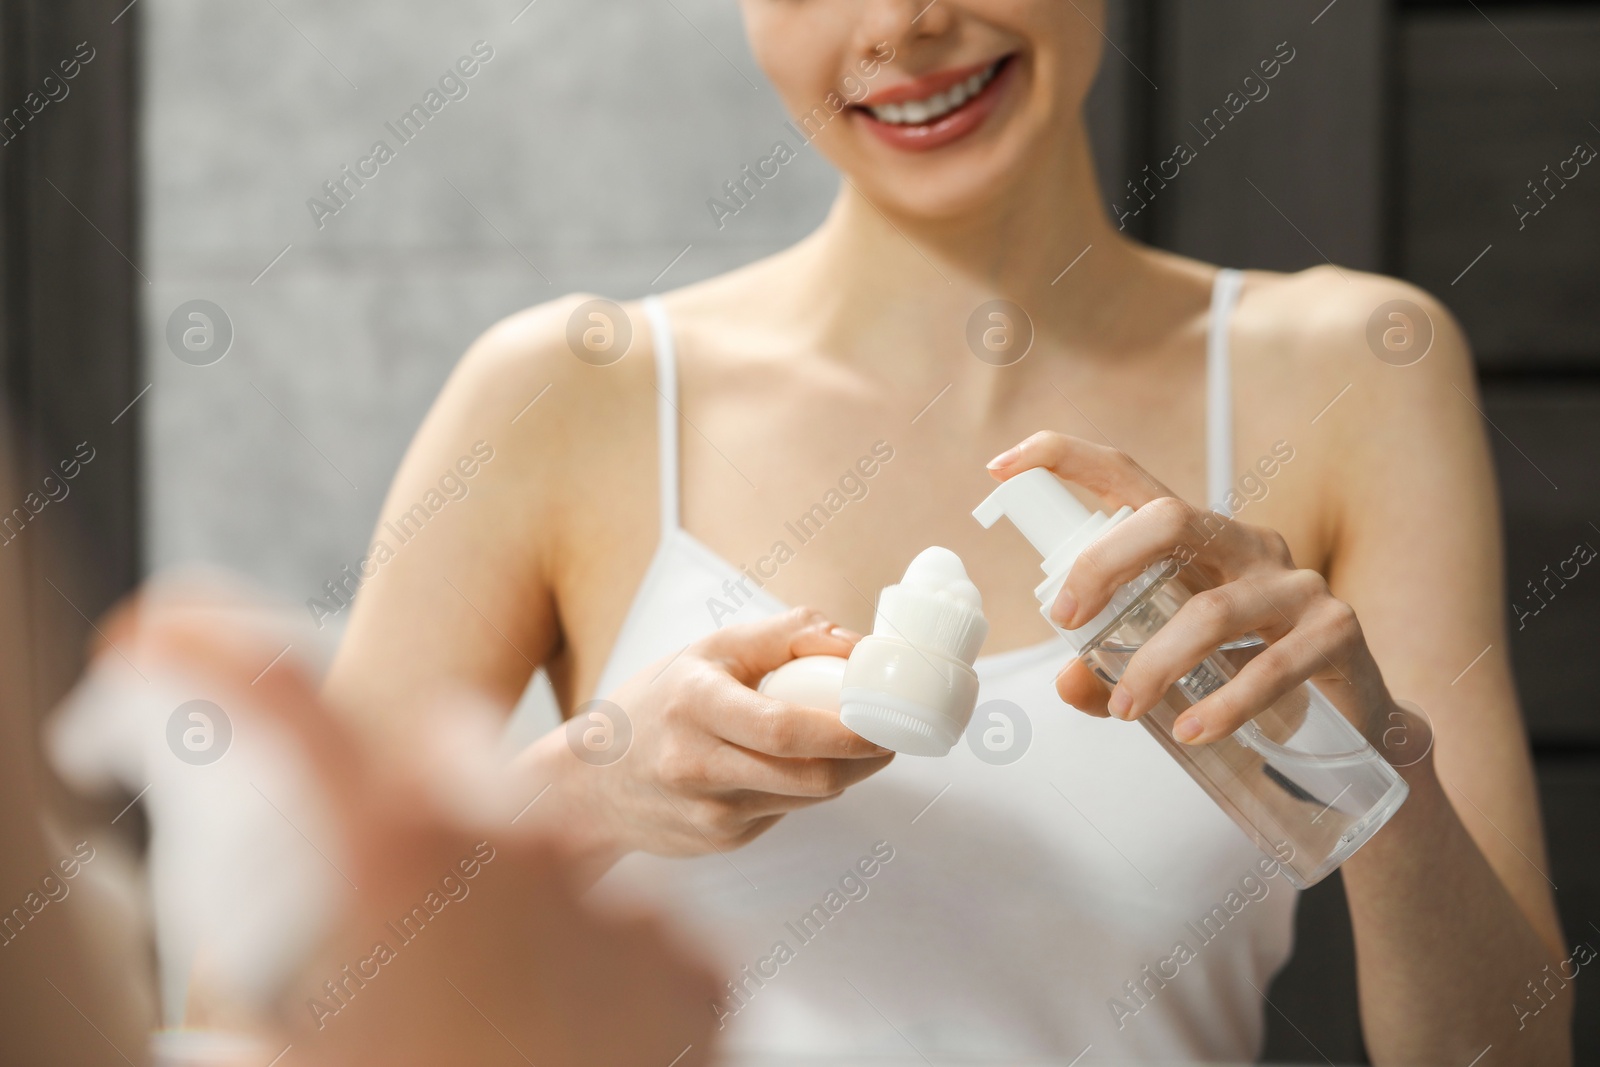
[324,298,892,879]
[322,298,585,721]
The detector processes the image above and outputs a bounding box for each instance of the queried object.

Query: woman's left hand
[988,431,1411,750]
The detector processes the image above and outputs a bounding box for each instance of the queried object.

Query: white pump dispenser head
[971,467,1100,560]
[972,468,1160,653]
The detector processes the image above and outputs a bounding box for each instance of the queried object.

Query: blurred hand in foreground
[86,574,721,1067]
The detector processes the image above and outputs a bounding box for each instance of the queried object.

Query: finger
[129,609,368,814]
[99,566,257,651]
[1055,658,1111,716]
[707,745,896,799]
[1054,496,1216,628]
[1170,599,1362,744]
[986,432,1171,510]
[693,671,890,759]
[666,792,845,850]
[696,606,857,686]
[1106,574,1321,722]
[723,792,841,819]
[723,813,785,849]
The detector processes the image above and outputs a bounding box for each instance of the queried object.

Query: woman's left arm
[1304,287,1571,1064]
[988,289,1571,1064]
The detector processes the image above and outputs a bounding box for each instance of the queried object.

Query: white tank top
[593,269,1295,1063]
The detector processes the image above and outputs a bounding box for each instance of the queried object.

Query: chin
[826,50,1059,222]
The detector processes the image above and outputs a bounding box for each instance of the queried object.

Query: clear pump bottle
[974,468,1409,888]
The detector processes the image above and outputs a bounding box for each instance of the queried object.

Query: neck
[791,120,1155,356]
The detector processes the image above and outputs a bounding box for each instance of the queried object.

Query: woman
[327,1,1571,1062]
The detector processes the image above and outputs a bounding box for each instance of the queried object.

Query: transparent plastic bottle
[974,468,1409,888]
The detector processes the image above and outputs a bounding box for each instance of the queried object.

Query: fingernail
[986,446,1021,471]
[1174,716,1203,743]
[1053,590,1077,628]
[1107,688,1132,720]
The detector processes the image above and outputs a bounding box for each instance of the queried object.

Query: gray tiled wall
[142,0,839,627]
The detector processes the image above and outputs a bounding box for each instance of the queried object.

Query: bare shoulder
[387,292,660,564]
[1233,266,1479,460]
[639,241,819,370]
[445,293,657,450]
[1236,264,1474,400]
[420,293,658,486]
[1228,265,1488,558]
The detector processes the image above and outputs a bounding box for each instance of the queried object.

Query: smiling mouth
[861,55,1010,127]
[850,53,1018,153]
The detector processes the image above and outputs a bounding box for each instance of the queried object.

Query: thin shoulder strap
[1207,268,1245,517]
[642,295,680,534]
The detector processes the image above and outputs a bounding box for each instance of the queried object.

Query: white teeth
[867,58,1003,126]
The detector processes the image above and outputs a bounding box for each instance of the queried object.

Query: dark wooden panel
[1084,0,1155,240]
[1261,872,1367,1064]
[1142,0,1389,273]
[1536,757,1600,1062]
[1400,11,1600,368]
[0,0,142,719]
[1483,381,1600,744]
[0,1,146,1057]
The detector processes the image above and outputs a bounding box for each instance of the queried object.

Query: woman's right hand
[526,607,894,861]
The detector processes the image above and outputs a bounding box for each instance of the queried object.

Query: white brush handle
[757,655,847,712]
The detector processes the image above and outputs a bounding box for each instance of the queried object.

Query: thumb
[1056,657,1111,717]
[695,606,859,687]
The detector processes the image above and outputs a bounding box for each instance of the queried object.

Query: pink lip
[852,55,1018,154]
[857,56,1007,107]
